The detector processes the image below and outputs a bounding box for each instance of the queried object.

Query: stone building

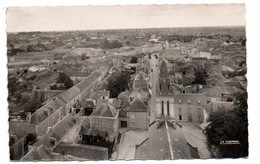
[90,99,119,136]
[173,94,207,123]
[126,95,149,130]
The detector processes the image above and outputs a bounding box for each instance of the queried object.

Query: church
[155,52,207,124]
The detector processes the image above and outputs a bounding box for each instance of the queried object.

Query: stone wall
[91,116,119,134]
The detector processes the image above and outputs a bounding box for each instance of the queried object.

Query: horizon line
[6,25,245,34]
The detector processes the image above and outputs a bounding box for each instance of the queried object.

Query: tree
[194,70,206,85]
[107,71,130,98]
[8,77,19,96]
[57,72,67,83]
[130,56,138,63]
[26,97,42,113]
[205,91,248,158]
[64,76,74,89]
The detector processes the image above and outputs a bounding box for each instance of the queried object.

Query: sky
[6,4,246,32]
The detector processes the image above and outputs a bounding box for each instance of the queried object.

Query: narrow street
[149,54,159,124]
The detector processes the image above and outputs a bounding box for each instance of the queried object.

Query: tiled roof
[118,90,131,107]
[89,90,110,100]
[127,96,148,112]
[206,101,234,114]
[91,103,117,118]
[66,71,89,77]
[82,100,95,109]
[75,72,101,92]
[174,94,207,106]
[133,71,149,91]
[163,48,181,57]
[198,87,222,98]
[21,145,53,161]
[130,90,149,102]
[57,86,81,103]
[30,97,65,125]
[81,117,90,130]
[112,98,121,109]
[34,115,78,148]
[53,142,108,160]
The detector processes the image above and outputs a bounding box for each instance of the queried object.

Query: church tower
[158,59,171,96]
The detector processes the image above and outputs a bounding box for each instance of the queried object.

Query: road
[148,54,159,123]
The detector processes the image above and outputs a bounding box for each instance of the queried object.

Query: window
[161,101,164,115]
[179,115,182,120]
